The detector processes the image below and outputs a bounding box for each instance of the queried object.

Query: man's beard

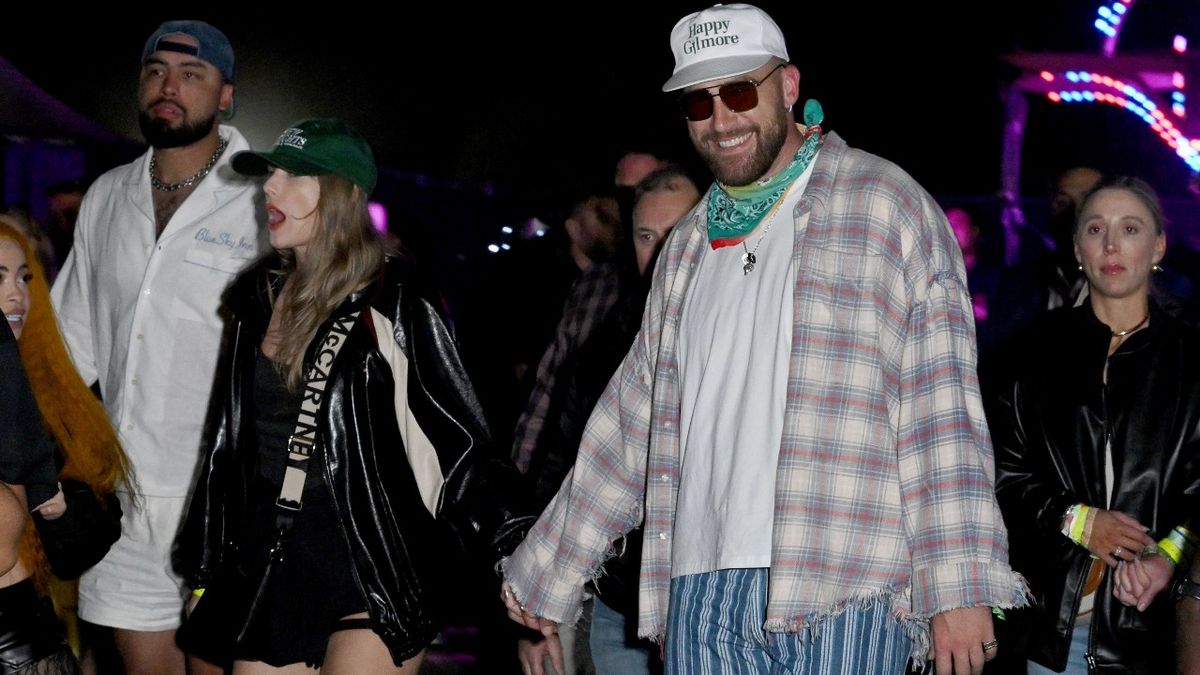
[138,110,217,149]
[694,111,788,187]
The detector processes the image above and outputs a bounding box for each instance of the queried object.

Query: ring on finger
[1113,546,1123,559]
[982,638,998,652]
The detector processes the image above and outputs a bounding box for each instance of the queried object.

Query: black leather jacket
[991,303,1200,674]
[175,254,531,663]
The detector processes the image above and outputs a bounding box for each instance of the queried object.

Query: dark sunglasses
[677,63,787,122]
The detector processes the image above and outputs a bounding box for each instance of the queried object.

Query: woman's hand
[185,590,202,618]
[1113,554,1174,611]
[33,484,66,521]
[1084,509,1155,567]
[517,635,564,675]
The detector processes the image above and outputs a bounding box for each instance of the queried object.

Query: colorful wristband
[1158,526,1198,566]
[1067,504,1091,545]
[192,588,205,598]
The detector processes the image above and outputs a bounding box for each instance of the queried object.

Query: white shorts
[77,492,188,631]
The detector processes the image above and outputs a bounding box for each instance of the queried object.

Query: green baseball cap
[232,118,377,193]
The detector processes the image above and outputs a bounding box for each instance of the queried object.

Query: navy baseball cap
[142,20,235,84]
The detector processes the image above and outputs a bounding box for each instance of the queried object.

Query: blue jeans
[1026,619,1091,675]
[665,569,912,675]
[590,595,660,675]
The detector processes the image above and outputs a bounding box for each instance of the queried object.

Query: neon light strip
[1045,69,1199,171]
[1094,0,1134,57]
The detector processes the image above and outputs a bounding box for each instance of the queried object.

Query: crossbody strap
[275,310,361,519]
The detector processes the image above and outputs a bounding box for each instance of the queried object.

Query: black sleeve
[0,320,58,509]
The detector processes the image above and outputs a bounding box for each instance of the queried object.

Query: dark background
[4,5,1199,672]
[5,1,1199,206]
[6,0,1199,442]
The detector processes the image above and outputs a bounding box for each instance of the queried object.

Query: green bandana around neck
[707,99,825,250]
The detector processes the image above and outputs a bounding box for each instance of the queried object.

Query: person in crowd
[583,165,699,675]
[174,118,530,674]
[1,210,58,284]
[45,178,87,273]
[517,165,701,675]
[0,221,130,674]
[502,4,1025,674]
[614,150,669,230]
[992,176,1200,674]
[994,167,1102,340]
[50,20,262,674]
[944,205,1007,367]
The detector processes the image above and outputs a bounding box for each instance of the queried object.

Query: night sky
[6,0,1198,210]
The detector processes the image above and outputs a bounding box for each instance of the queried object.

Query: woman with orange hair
[0,221,129,674]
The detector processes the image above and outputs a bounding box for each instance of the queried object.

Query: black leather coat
[175,255,532,663]
[991,303,1200,674]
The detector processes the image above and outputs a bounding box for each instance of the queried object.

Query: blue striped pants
[665,568,913,675]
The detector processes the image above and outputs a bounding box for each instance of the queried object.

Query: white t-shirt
[672,166,812,577]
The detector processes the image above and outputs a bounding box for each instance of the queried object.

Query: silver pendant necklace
[740,185,796,275]
[149,136,228,192]
[741,217,777,275]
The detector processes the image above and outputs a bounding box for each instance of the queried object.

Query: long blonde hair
[0,221,130,587]
[270,175,386,388]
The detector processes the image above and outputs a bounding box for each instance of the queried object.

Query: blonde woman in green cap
[175,119,530,674]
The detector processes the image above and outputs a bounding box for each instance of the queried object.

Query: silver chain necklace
[740,180,800,275]
[149,137,228,192]
[741,217,778,275]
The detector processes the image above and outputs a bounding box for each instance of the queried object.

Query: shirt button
[126,424,134,431]
[660,474,670,483]
[658,532,667,540]
[143,289,151,295]
[137,334,144,340]
[131,378,139,385]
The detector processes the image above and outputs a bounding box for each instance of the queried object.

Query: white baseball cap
[662,3,789,92]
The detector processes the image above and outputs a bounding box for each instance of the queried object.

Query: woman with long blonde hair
[176,119,530,674]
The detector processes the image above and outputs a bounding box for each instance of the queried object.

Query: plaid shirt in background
[503,133,1028,655]
[511,259,623,475]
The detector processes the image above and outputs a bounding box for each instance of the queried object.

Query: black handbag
[176,552,275,670]
[32,478,121,580]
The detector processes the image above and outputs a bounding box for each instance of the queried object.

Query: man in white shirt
[51,20,262,675]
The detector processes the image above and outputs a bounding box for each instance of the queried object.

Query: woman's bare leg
[321,612,423,675]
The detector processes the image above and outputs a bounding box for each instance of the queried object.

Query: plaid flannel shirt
[512,259,623,473]
[503,133,1028,648]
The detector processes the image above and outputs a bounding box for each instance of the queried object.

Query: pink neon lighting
[368,202,388,235]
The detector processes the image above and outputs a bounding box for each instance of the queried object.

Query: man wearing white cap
[52,20,262,675]
[502,4,1027,674]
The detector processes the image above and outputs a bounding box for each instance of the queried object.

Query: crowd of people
[1,6,1198,675]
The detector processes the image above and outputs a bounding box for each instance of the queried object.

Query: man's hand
[501,581,559,637]
[517,635,565,675]
[931,606,996,675]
